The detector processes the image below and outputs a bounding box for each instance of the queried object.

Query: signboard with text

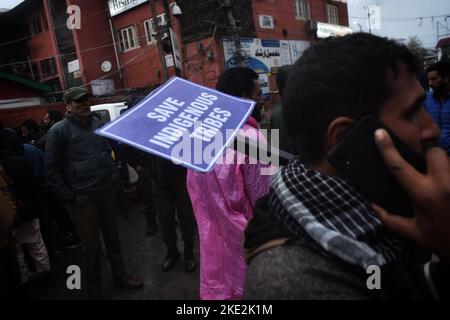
[91,79,115,96]
[289,40,310,63]
[223,37,282,73]
[222,37,310,95]
[96,77,255,172]
[222,37,311,72]
[316,22,353,38]
[68,59,80,73]
[108,0,148,17]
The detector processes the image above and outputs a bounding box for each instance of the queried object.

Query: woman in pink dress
[187,68,271,300]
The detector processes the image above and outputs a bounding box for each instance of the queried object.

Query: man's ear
[66,104,72,113]
[325,116,355,153]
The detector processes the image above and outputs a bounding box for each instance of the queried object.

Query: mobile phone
[328,115,426,217]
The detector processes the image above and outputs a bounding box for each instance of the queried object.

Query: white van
[90,102,140,186]
[90,102,128,123]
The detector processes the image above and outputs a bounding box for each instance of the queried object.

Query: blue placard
[95,77,255,172]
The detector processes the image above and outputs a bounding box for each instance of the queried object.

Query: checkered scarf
[270,159,406,269]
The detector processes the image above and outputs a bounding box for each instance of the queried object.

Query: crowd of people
[1,32,450,300]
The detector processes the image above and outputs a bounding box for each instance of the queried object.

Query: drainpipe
[150,0,168,81]
[108,14,124,88]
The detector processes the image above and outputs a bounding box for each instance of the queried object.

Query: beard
[430,84,445,95]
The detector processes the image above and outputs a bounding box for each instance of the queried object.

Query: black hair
[46,110,63,122]
[216,67,259,97]
[283,33,418,164]
[276,65,292,96]
[21,119,40,132]
[0,128,23,155]
[426,61,450,78]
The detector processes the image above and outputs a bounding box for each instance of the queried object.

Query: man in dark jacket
[1,129,50,284]
[45,87,142,297]
[244,33,450,300]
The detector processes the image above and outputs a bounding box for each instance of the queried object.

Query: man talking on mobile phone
[243,33,450,300]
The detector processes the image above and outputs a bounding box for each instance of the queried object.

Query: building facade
[180,0,350,95]
[1,0,350,101]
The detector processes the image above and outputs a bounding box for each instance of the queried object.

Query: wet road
[28,199,200,300]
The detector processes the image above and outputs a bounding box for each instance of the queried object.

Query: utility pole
[150,0,168,81]
[223,0,244,66]
[363,6,372,34]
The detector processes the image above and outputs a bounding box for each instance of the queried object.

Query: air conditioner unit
[153,14,169,40]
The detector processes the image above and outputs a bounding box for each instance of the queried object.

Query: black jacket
[44,114,117,203]
[0,154,41,223]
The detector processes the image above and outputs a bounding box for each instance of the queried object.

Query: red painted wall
[42,0,66,90]
[87,0,350,91]
[21,0,349,95]
[23,2,65,89]
[110,2,166,89]
[27,31,56,61]
[250,0,349,115]
[68,0,122,91]
[253,0,313,41]
[252,0,348,41]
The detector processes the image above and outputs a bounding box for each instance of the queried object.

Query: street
[28,199,200,300]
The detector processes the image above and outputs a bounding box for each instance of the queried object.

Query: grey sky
[1,0,24,10]
[348,0,450,48]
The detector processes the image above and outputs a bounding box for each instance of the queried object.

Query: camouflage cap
[63,87,87,103]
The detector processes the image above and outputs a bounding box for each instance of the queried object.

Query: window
[30,15,42,35]
[118,25,140,52]
[31,63,40,81]
[326,4,339,25]
[143,14,167,45]
[92,110,110,123]
[143,19,154,44]
[40,58,57,79]
[296,0,311,20]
